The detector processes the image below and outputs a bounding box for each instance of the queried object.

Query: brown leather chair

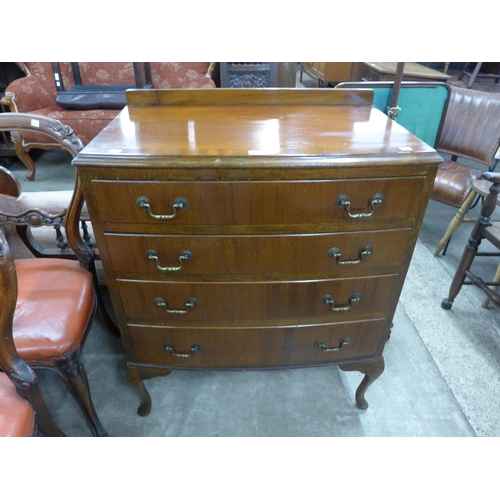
[0,231,64,437]
[442,172,500,310]
[0,112,107,436]
[432,86,500,256]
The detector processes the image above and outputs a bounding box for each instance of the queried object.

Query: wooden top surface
[75,89,439,166]
[365,62,451,80]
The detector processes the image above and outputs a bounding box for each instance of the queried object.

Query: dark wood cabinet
[299,62,365,86]
[220,62,296,87]
[74,88,441,416]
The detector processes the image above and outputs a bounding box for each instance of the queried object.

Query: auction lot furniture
[299,63,365,86]
[431,86,500,256]
[220,63,296,88]
[0,113,108,436]
[362,62,451,83]
[459,62,500,89]
[442,172,500,310]
[74,88,441,416]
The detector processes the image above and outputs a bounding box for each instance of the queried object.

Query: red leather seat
[14,258,95,361]
[0,372,35,437]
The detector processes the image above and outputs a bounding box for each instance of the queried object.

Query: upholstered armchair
[1,62,216,180]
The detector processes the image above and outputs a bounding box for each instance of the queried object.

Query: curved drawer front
[106,229,412,276]
[92,177,425,225]
[117,275,398,324]
[128,318,387,367]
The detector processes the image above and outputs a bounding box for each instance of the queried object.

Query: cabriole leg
[127,365,172,417]
[56,351,107,437]
[10,131,36,181]
[339,358,385,410]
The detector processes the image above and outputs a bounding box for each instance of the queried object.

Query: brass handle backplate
[335,193,384,218]
[314,338,351,352]
[321,293,362,312]
[328,245,373,265]
[154,297,198,314]
[145,249,193,272]
[136,196,188,220]
[164,343,201,358]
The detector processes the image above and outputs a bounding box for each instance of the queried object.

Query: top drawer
[91,177,426,226]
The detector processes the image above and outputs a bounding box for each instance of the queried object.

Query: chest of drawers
[73,88,441,416]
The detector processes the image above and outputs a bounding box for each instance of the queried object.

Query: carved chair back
[0,112,91,264]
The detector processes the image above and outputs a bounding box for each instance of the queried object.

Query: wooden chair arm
[0,92,17,112]
[482,172,500,184]
[0,112,84,157]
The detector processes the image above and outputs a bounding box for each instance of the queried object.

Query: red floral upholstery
[2,62,216,179]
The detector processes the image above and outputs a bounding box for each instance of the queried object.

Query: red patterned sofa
[1,62,216,180]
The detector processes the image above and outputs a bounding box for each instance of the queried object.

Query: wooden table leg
[339,358,385,410]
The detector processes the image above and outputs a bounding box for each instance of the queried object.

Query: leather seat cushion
[431,161,484,208]
[13,258,95,362]
[0,372,35,437]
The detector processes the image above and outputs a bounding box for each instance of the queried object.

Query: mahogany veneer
[73,88,442,416]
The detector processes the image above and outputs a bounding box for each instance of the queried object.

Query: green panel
[371,85,449,147]
[394,86,449,147]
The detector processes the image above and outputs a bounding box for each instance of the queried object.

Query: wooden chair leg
[25,384,66,437]
[10,131,37,181]
[467,62,483,89]
[441,229,482,309]
[481,262,500,308]
[55,350,107,437]
[442,173,500,309]
[458,62,471,81]
[434,189,478,256]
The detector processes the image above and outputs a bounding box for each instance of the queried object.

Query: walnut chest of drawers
[73,88,442,416]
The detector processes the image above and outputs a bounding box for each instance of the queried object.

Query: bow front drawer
[92,177,426,226]
[116,275,398,324]
[127,318,387,368]
[106,229,412,277]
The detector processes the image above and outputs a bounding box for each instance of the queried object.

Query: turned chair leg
[481,263,500,309]
[435,189,478,256]
[442,174,500,309]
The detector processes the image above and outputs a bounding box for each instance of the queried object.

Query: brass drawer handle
[328,245,373,265]
[136,196,188,220]
[154,297,198,314]
[335,193,384,218]
[145,249,193,272]
[314,338,350,352]
[164,343,202,358]
[321,293,361,312]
